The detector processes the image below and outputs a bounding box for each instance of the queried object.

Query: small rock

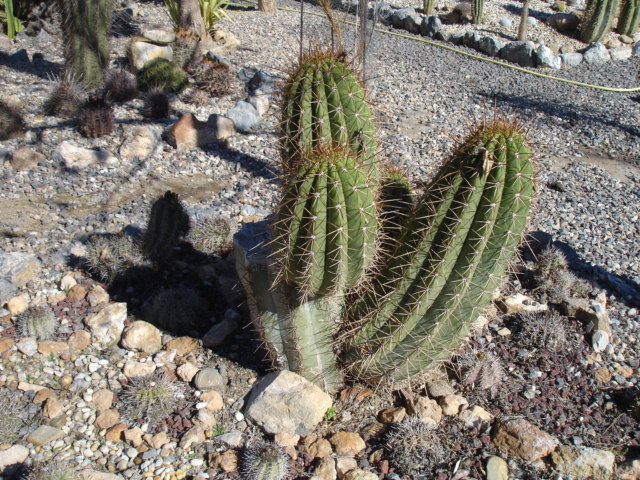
[315,456,337,480]
[413,396,443,425]
[620,34,634,44]
[180,426,205,449]
[128,40,172,71]
[536,45,562,69]
[11,146,44,170]
[16,337,38,356]
[420,15,442,37]
[478,36,504,57]
[68,329,91,352]
[592,330,610,352]
[96,409,120,430]
[53,141,117,169]
[201,390,224,411]
[492,418,558,462]
[247,91,270,117]
[202,317,238,348]
[105,423,126,442]
[210,450,238,472]
[583,42,610,65]
[124,427,144,447]
[119,126,160,161]
[6,294,28,315]
[205,30,240,58]
[605,38,622,49]
[486,456,509,480]
[85,302,127,344]
[93,389,114,411]
[87,285,109,306]
[140,25,175,44]
[329,432,366,456]
[26,425,65,446]
[82,470,123,480]
[194,367,225,392]
[150,431,170,449]
[305,436,333,458]
[498,41,537,67]
[245,370,332,436]
[378,407,406,424]
[609,46,632,61]
[42,396,63,419]
[551,445,615,479]
[274,432,300,447]
[498,293,547,314]
[0,337,15,353]
[547,13,580,32]
[165,336,199,355]
[216,430,243,448]
[498,18,513,28]
[527,16,537,25]
[165,113,236,150]
[438,395,468,415]
[66,284,87,302]
[458,405,493,428]
[559,52,583,67]
[424,370,454,397]
[342,470,378,480]
[617,459,640,480]
[176,362,199,382]
[226,100,261,132]
[120,321,162,353]
[336,457,358,479]
[0,252,41,303]
[404,13,423,35]
[0,445,30,470]
[38,340,68,355]
[594,367,612,383]
[123,360,156,378]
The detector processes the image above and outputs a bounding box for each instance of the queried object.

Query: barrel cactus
[617,0,640,35]
[280,49,378,175]
[581,0,620,42]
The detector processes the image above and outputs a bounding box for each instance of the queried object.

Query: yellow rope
[241,0,640,93]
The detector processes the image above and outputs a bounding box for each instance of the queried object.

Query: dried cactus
[104,68,138,103]
[120,372,181,425]
[185,88,210,107]
[43,73,87,118]
[192,60,232,97]
[24,461,76,480]
[142,191,190,264]
[0,100,26,140]
[516,310,569,352]
[241,442,289,480]
[77,94,114,137]
[533,247,591,302]
[17,305,57,340]
[386,418,448,476]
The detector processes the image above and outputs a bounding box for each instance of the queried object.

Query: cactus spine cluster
[472,0,484,24]
[60,0,112,88]
[580,0,620,42]
[617,0,640,35]
[235,49,534,390]
[142,191,191,263]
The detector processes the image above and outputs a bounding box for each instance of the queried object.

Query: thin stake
[300,0,305,60]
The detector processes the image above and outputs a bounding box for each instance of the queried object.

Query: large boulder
[499,41,537,67]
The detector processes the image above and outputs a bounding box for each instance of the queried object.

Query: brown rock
[336,457,358,479]
[551,446,615,479]
[595,367,612,383]
[413,396,442,425]
[378,407,406,424]
[96,409,120,430]
[618,459,640,480]
[43,397,63,418]
[120,321,162,354]
[614,365,634,378]
[179,426,205,449]
[87,285,109,306]
[492,418,558,462]
[424,370,454,398]
[92,389,114,411]
[165,113,236,151]
[207,30,241,57]
[38,341,69,355]
[105,423,126,442]
[124,427,144,447]
[314,456,337,480]
[66,284,87,302]
[438,395,468,416]
[0,337,15,353]
[165,336,200,355]
[150,431,170,449]
[176,362,199,382]
[33,388,56,404]
[11,146,44,170]
[211,450,238,472]
[274,432,299,447]
[329,432,366,457]
[201,390,224,411]
[305,436,333,458]
[123,360,156,378]
[68,330,91,352]
[6,294,28,315]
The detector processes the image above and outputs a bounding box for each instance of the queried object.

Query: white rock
[120,321,162,353]
[592,330,609,352]
[85,303,127,344]
[54,141,118,169]
[119,126,161,161]
[0,445,30,470]
[128,41,173,71]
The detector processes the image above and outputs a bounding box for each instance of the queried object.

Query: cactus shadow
[203,142,279,180]
[522,230,640,307]
[0,50,62,79]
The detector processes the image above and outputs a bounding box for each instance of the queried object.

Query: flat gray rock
[499,41,536,67]
[0,251,41,303]
[226,100,261,132]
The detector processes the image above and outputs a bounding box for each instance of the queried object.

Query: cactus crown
[17,306,57,340]
[241,442,290,480]
[137,58,189,93]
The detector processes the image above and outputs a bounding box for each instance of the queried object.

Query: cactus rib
[581,0,620,42]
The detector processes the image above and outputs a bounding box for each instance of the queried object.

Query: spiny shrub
[144,287,208,333]
[188,215,233,255]
[241,442,289,480]
[516,310,568,352]
[0,100,26,140]
[142,87,171,119]
[104,69,138,103]
[193,60,232,98]
[386,418,448,476]
[77,94,114,138]
[84,233,146,283]
[17,305,57,340]
[458,350,505,397]
[24,461,76,480]
[0,389,29,444]
[120,372,181,425]
[142,191,190,264]
[43,74,87,118]
[137,58,188,93]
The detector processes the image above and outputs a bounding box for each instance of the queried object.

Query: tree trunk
[517,0,531,40]
[258,0,277,13]
[179,0,207,39]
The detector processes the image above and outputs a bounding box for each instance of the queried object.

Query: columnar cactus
[280,50,378,175]
[423,0,436,15]
[61,0,112,88]
[472,0,484,24]
[617,0,640,35]
[581,0,620,42]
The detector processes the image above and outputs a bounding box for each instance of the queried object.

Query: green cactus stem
[617,0,640,35]
[472,0,484,24]
[281,49,378,175]
[273,145,378,298]
[581,0,620,42]
[423,0,435,15]
[343,119,533,384]
[61,0,112,88]
[377,165,414,244]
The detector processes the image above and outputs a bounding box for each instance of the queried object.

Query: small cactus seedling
[43,73,87,118]
[142,87,171,119]
[458,350,505,397]
[137,58,189,93]
[84,233,146,283]
[241,442,289,480]
[77,94,114,137]
[17,305,57,340]
[144,287,209,333]
[0,100,26,140]
[188,215,234,255]
[516,310,569,352]
[386,418,448,476]
[104,68,138,102]
[120,371,181,425]
[142,191,190,264]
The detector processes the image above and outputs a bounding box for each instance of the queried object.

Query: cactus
[104,69,138,103]
[84,233,146,283]
[423,0,435,15]
[192,60,232,97]
[241,442,289,480]
[280,49,378,175]
[472,0,484,23]
[142,87,171,119]
[120,371,181,425]
[0,100,26,140]
[60,0,112,88]
[25,461,76,480]
[386,418,448,476]
[43,73,87,118]
[172,28,200,71]
[137,58,189,93]
[142,191,190,264]
[273,145,378,298]
[17,306,57,340]
[78,93,114,138]
[617,0,640,35]
[186,88,210,107]
[581,0,620,42]
[377,165,414,246]
[188,215,233,255]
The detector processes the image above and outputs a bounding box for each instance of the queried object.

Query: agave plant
[164,0,232,34]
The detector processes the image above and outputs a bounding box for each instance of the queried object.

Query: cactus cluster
[43,73,87,118]
[192,59,233,97]
[142,191,190,264]
[120,371,181,425]
[104,68,138,103]
[235,49,535,391]
[142,87,172,119]
[84,233,146,283]
[385,418,448,475]
[17,305,57,340]
[77,93,114,138]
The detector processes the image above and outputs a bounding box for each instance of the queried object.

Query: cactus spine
[581,0,620,42]
[423,0,435,15]
[281,50,378,175]
[472,0,484,24]
[61,0,112,88]
[617,0,640,35]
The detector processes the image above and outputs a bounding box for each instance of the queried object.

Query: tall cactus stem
[580,0,620,42]
[472,0,484,24]
[423,0,436,16]
[617,0,640,35]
